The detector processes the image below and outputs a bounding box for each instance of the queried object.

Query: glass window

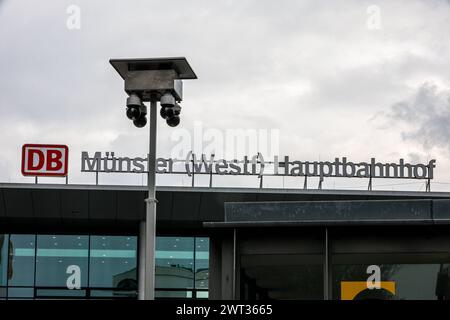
[333,262,450,300]
[7,287,34,299]
[156,237,194,289]
[240,254,324,300]
[8,234,36,287]
[155,290,193,299]
[35,289,87,299]
[195,237,209,290]
[1,234,208,300]
[0,234,9,286]
[89,236,137,289]
[196,291,209,299]
[35,235,88,288]
[90,289,137,299]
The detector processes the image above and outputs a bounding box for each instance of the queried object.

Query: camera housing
[110,57,197,128]
[110,57,196,103]
[160,93,175,108]
[125,93,147,127]
[126,93,143,120]
[160,94,182,127]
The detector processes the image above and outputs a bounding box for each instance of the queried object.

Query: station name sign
[81,151,436,180]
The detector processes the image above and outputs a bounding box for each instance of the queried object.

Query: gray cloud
[386,82,450,152]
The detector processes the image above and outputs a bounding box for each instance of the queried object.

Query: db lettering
[21,144,69,177]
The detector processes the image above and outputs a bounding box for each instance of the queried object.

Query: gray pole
[138,98,158,300]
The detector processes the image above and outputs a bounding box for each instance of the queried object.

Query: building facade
[1,183,450,300]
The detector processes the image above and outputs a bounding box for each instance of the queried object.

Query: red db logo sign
[21,144,69,177]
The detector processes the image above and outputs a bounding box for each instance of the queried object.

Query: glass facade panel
[154,236,209,298]
[8,287,34,298]
[240,254,324,300]
[333,263,450,300]
[156,237,195,289]
[35,289,87,298]
[155,290,193,299]
[35,235,89,288]
[196,291,209,299]
[8,234,35,286]
[90,289,137,298]
[89,236,137,289]
[0,234,209,299]
[195,238,209,290]
[0,234,8,286]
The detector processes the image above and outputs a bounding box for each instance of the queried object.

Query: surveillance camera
[132,104,147,128]
[126,104,146,121]
[160,107,167,119]
[126,93,144,120]
[160,93,175,108]
[126,93,141,107]
[133,116,147,128]
[173,103,181,115]
[126,107,140,120]
[166,115,180,127]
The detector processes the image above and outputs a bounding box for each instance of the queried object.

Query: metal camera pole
[110,57,197,300]
[139,98,158,300]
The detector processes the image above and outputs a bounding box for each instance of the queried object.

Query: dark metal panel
[208,235,223,299]
[0,190,5,217]
[432,199,450,223]
[225,200,432,223]
[171,191,201,221]
[332,228,450,254]
[117,191,145,221]
[221,234,235,299]
[255,193,285,202]
[61,189,89,220]
[199,192,260,223]
[283,193,314,202]
[3,188,34,218]
[32,189,61,219]
[198,193,227,222]
[89,190,117,220]
[155,190,173,221]
[238,228,324,255]
[225,192,258,203]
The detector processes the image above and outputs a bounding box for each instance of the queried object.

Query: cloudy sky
[0,0,450,191]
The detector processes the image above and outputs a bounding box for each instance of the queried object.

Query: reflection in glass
[240,254,324,300]
[196,291,209,299]
[156,237,195,289]
[195,238,209,289]
[90,289,137,298]
[8,287,34,298]
[35,289,86,298]
[89,236,137,289]
[0,234,8,286]
[35,235,88,288]
[8,234,36,287]
[333,263,450,300]
[1,234,208,300]
[155,290,193,299]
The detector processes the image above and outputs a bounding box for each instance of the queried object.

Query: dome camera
[166,115,180,127]
[160,93,175,108]
[133,116,147,128]
[126,93,143,120]
[173,103,181,115]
